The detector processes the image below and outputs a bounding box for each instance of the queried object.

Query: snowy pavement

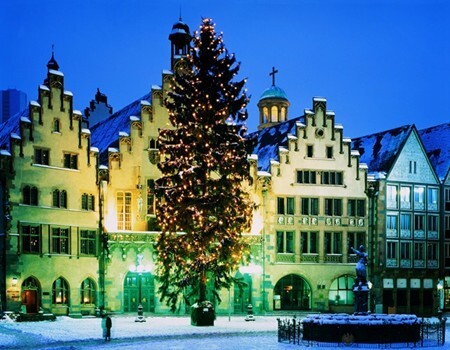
[0,314,449,349]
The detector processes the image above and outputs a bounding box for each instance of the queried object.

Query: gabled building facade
[249,92,368,314]
[353,125,441,316]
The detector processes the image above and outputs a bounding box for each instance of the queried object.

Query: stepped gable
[0,107,28,153]
[352,124,413,175]
[248,116,303,172]
[419,123,450,182]
[90,92,151,165]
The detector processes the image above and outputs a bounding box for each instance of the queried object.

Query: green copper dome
[259,85,288,101]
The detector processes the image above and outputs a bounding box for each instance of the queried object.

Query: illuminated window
[329,275,355,306]
[52,277,69,305]
[51,227,70,254]
[117,191,132,230]
[280,107,286,121]
[414,186,425,210]
[21,224,41,254]
[80,230,96,255]
[387,215,398,237]
[80,278,96,305]
[427,187,439,211]
[387,185,398,209]
[271,106,278,122]
[400,214,411,237]
[400,186,411,210]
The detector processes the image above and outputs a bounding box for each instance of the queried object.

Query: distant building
[0,89,27,123]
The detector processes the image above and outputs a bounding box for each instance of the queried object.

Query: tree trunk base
[190,302,215,326]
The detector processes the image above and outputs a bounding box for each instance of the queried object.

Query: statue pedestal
[353,282,370,314]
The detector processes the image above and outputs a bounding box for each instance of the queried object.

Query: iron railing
[277,315,447,348]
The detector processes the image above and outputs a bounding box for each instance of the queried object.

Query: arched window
[271,106,278,122]
[60,190,67,208]
[329,274,355,306]
[280,107,286,122]
[53,189,60,207]
[30,186,38,205]
[52,277,69,305]
[263,107,269,123]
[80,278,96,305]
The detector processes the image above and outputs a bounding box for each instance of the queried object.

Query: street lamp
[239,263,263,321]
[129,253,152,322]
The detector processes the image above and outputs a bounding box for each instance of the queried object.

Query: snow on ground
[0,315,449,349]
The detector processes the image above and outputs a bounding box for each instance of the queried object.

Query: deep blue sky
[1,0,449,137]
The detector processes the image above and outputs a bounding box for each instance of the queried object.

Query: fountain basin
[302,313,420,344]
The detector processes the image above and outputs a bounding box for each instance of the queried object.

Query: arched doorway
[234,272,252,313]
[123,272,155,313]
[273,274,311,311]
[21,276,41,313]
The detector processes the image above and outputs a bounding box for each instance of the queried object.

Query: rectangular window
[326,146,333,159]
[321,171,343,185]
[414,186,425,210]
[277,231,294,253]
[409,160,417,174]
[348,199,366,217]
[34,148,49,165]
[325,198,342,216]
[414,214,425,231]
[387,185,398,209]
[21,224,41,254]
[414,242,425,261]
[444,243,450,268]
[386,241,398,266]
[400,213,411,238]
[147,179,156,215]
[51,227,70,254]
[445,188,450,211]
[63,153,78,169]
[301,231,317,254]
[277,197,295,215]
[307,145,313,157]
[348,232,365,252]
[400,186,411,210]
[400,242,411,260]
[428,215,439,234]
[301,197,319,215]
[446,215,450,240]
[117,191,132,230]
[427,242,438,267]
[80,230,96,255]
[296,170,317,184]
[325,232,342,254]
[427,187,439,211]
[81,194,95,210]
[387,214,398,237]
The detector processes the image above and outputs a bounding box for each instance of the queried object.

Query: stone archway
[21,276,41,313]
[273,274,311,311]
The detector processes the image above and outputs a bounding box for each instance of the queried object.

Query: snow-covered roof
[73,110,82,116]
[90,92,151,165]
[419,122,450,181]
[49,69,64,77]
[64,91,73,96]
[247,116,304,172]
[39,85,50,91]
[30,100,41,107]
[352,124,413,174]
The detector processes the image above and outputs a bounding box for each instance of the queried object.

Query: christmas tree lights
[155,18,254,312]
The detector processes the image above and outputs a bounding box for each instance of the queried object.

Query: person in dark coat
[102,314,112,341]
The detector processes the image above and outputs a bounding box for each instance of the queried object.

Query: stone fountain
[302,246,421,344]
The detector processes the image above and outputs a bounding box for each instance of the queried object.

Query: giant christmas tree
[155,18,254,321]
